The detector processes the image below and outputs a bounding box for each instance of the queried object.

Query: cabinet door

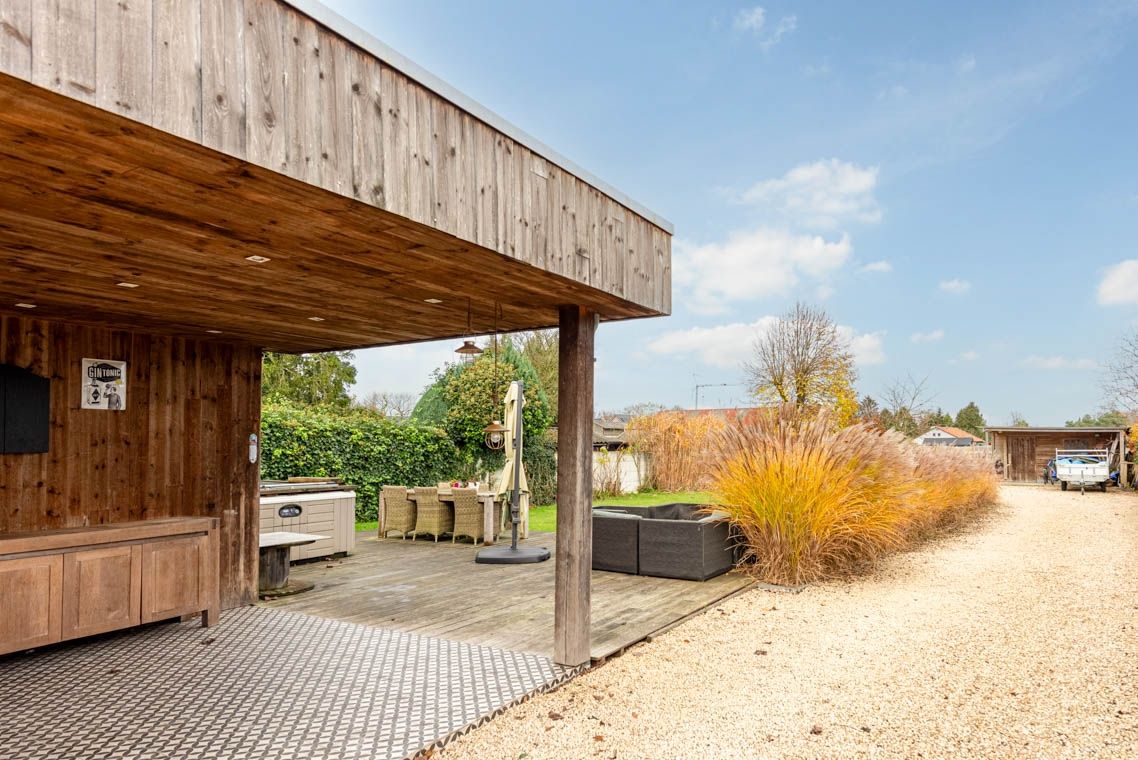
[0,554,63,655]
[141,536,206,623]
[62,545,142,640]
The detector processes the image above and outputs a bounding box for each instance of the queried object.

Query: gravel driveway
[442,485,1138,758]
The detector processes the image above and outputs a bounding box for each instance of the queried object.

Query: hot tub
[260,480,356,561]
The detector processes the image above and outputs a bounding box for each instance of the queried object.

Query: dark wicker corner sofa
[592,503,736,581]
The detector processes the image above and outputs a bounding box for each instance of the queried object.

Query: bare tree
[744,302,857,414]
[1103,331,1138,413]
[880,374,934,437]
[357,390,416,419]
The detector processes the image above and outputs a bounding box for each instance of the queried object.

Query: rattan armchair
[450,487,484,544]
[380,485,416,539]
[411,487,453,542]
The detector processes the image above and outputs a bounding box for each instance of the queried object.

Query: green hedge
[524,438,557,506]
[260,403,465,522]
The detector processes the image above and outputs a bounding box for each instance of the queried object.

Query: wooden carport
[0,0,671,667]
[986,427,1128,485]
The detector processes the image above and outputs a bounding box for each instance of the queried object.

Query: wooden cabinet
[62,545,142,639]
[0,554,62,652]
[141,535,208,624]
[0,518,218,656]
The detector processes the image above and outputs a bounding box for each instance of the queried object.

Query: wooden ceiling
[0,74,654,352]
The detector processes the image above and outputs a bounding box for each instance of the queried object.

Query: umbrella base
[475,545,551,564]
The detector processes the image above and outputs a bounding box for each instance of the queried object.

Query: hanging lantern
[483,420,508,450]
[454,297,483,363]
[454,339,482,362]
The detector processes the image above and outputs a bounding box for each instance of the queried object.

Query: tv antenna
[693,382,745,410]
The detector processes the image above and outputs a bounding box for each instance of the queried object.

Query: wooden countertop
[0,517,217,556]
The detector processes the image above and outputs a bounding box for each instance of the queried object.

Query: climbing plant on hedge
[260,402,465,522]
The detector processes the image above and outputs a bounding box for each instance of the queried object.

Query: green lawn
[356,490,715,534]
[529,490,715,533]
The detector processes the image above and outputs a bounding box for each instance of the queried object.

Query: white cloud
[1021,355,1097,370]
[741,159,882,229]
[648,318,885,368]
[815,283,836,300]
[939,278,971,295]
[674,228,851,314]
[761,14,797,51]
[647,317,778,368]
[733,6,766,32]
[956,54,977,74]
[732,7,797,50]
[877,84,910,100]
[960,350,980,361]
[803,60,831,77]
[845,329,887,366]
[910,329,945,344]
[859,259,892,273]
[1097,260,1138,305]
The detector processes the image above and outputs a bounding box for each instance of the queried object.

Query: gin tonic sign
[82,359,127,411]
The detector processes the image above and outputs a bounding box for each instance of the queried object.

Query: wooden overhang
[0,0,672,352]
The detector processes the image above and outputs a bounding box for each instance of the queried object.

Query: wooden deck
[262,531,753,660]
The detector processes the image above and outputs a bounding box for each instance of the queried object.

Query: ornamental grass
[712,405,998,585]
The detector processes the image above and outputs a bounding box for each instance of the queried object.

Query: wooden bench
[258,531,327,593]
[0,517,219,656]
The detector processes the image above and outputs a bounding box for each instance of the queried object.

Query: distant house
[915,426,985,446]
[593,415,630,450]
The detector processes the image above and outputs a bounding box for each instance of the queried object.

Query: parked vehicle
[1053,449,1111,493]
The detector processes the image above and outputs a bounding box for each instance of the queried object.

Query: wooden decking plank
[263,531,752,658]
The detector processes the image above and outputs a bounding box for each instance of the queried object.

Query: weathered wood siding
[994,430,1122,482]
[0,0,670,315]
[0,316,261,608]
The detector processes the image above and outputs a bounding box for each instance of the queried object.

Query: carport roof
[985,427,1128,434]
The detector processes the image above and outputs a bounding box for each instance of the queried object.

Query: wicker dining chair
[381,485,416,539]
[412,486,453,542]
[450,487,484,544]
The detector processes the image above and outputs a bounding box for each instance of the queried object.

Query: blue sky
[327,0,1138,425]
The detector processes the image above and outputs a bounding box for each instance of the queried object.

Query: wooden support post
[1120,431,1129,488]
[554,305,595,667]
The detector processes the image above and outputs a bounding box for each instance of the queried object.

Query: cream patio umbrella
[497,380,529,529]
[476,380,550,564]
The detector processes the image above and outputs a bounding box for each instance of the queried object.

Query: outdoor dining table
[405,488,500,545]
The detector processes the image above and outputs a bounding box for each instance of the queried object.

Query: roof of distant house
[930,425,984,443]
[985,426,1128,434]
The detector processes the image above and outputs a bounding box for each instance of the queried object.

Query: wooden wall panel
[0,0,671,317]
[0,0,31,80]
[318,31,352,196]
[283,10,321,185]
[201,0,246,155]
[349,48,384,207]
[153,0,202,141]
[244,0,286,173]
[473,124,498,253]
[31,0,96,103]
[380,65,411,219]
[94,0,152,121]
[0,316,261,608]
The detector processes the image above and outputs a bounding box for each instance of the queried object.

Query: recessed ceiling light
[308,316,325,322]
[245,255,271,264]
[14,302,36,309]
[206,329,223,334]
[424,298,443,304]
[116,282,140,288]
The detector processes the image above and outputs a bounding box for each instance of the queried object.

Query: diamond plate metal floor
[0,607,577,760]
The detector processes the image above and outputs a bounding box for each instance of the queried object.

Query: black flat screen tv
[1,364,50,454]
